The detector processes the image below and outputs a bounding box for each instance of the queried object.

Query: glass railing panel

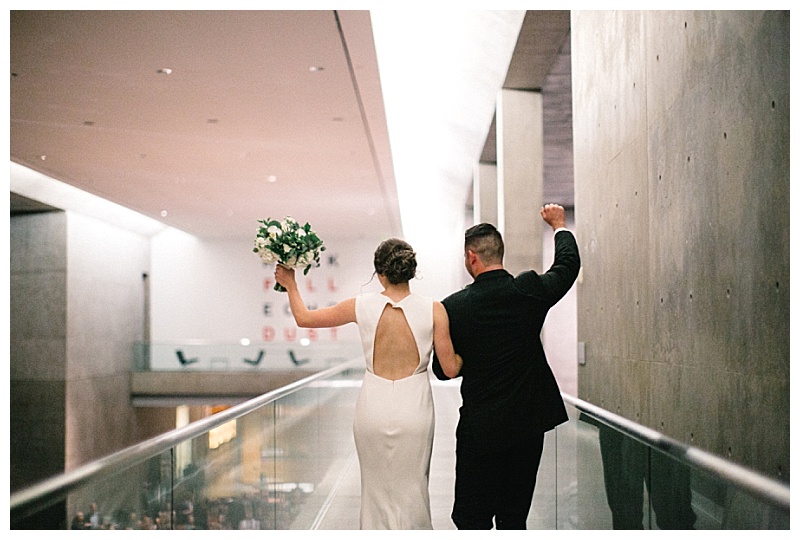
[65,452,173,530]
[561,404,653,530]
[165,402,276,530]
[11,359,365,530]
[562,398,789,531]
[273,367,363,529]
[648,450,790,530]
[640,448,696,530]
[593,420,654,530]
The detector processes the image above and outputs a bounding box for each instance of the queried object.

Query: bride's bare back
[372,304,420,380]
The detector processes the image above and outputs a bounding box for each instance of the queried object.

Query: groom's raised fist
[540,204,566,231]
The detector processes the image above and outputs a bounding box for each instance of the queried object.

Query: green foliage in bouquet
[253,216,326,292]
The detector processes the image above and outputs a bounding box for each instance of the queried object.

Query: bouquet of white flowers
[253,216,326,292]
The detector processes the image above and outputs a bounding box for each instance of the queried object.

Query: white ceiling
[10,10,573,245]
[11,10,401,240]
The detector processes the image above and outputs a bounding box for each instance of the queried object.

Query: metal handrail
[10,358,363,522]
[562,392,790,511]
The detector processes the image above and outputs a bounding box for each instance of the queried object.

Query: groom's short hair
[465,223,504,265]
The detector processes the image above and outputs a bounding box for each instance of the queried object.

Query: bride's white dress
[353,292,435,530]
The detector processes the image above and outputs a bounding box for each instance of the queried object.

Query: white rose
[283,244,291,253]
[267,225,281,236]
[285,255,297,266]
[297,229,306,237]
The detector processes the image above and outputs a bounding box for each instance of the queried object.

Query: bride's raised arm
[432,301,463,378]
[275,265,356,328]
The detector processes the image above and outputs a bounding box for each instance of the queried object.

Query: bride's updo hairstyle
[373,238,417,285]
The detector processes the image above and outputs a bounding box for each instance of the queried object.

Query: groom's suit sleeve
[514,230,580,304]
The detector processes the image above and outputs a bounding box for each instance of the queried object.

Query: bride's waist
[364,369,429,386]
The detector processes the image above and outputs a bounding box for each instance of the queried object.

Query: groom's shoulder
[442,285,470,306]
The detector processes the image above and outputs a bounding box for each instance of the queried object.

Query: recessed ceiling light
[40,155,46,161]
[157,68,173,75]
[267,175,278,183]
[309,66,324,72]
[160,210,168,217]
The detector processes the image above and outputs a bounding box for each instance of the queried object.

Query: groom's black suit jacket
[433,230,581,451]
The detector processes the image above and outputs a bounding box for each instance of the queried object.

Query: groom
[433,204,580,529]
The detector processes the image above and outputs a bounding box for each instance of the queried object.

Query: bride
[275,238,462,529]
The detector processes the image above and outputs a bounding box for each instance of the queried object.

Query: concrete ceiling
[10,10,573,241]
[483,10,574,207]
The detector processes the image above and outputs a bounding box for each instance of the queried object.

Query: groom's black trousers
[451,431,545,530]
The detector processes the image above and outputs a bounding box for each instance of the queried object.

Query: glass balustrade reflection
[12,365,364,530]
[166,369,363,530]
[64,453,173,530]
[649,452,790,530]
[169,403,276,530]
[558,402,788,530]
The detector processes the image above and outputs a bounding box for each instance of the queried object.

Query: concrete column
[473,162,498,227]
[497,89,544,275]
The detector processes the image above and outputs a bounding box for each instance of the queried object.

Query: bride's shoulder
[356,291,376,301]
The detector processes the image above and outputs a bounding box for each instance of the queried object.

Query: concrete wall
[64,212,151,470]
[10,210,151,489]
[572,11,789,480]
[10,211,68,490]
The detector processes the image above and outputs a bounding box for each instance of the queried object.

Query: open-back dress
[353,292,435,530]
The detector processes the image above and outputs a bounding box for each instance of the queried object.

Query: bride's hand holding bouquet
[253,216,325,292]
[274,264,297,292]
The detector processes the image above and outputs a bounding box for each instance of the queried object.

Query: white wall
[150,231,406,349]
